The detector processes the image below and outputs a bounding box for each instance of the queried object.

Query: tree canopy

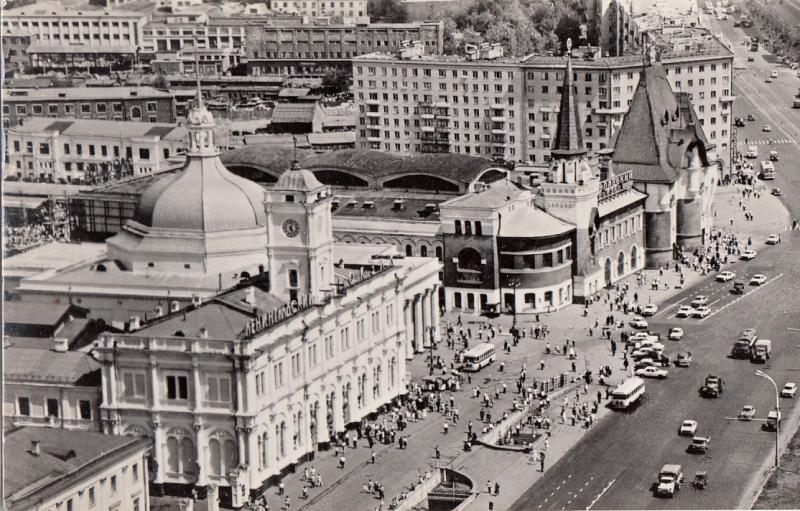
[368,0,408,23]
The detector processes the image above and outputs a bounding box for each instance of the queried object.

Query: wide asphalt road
[510,231,800,510]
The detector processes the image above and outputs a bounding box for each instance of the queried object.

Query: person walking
[494,482,500,496]
[371,450,376,464]
[339,455,346,469]
[539,451,546,472]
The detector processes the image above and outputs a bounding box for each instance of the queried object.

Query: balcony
[720,95,736,103]
[365,98,381,105]
[366,136,381,142]
[421,125,435,132]
[435,123,450,132]
[366,111,381,118]
[421,112,435,120]
[491,127,507,135]
[490,137,507,146]
[594,105,628,115]
[491,116,507,123]
[9,414,97,431]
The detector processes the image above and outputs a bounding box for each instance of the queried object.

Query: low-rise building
[246,21,444,76]
[5,117,186,183]
[268,0,369,22]
[2,87,177,128]
[3,347,102,431]
[3,427,151,511]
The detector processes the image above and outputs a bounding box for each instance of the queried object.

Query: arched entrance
[604,258,612,286]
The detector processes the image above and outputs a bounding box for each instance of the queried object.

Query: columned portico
[413,294,424,353]
[421,289,432,348]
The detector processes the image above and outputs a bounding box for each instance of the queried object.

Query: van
[765,409,782,431]
[751,339,772,362]
[794,98,800,109]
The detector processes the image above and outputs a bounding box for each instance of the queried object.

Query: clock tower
[265,161,334,303]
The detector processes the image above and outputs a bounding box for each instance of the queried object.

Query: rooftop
[4,1,148,18]
[9,117,186,141]
[2,242,106,279]
[271,102,318,124]
[331,196,444,221]
[499,203,575,238]
[354,51,526,65]
[4,427,149,506]
[4,301,73,326]
[3,87,174,102]
[440,180,527,209]
[3,347,100,384]
[27,44,136,55]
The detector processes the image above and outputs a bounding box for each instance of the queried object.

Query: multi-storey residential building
[268,0,369,22]
[3,346,102,432]
[353,27,735,175]
[2,87,176,128]
[5,117,186,182]
[2,31,32,74]
[1,2,149,71]
[353,43,526,159]
[4,427,151,511]
[246,21,444,75]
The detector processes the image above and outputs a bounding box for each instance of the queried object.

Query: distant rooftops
[3,87,174,102]
[4,1,147,18]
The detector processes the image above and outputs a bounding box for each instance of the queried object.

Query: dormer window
[285,195,295,203]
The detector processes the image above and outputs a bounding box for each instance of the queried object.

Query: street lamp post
[755,370,780,468]
[429,327,436,376]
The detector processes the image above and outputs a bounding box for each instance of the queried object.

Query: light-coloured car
[745,145,758,158]
[632,332,652,341]
[675,352,692,367]
[676,305,693,318]
[679,420,698,436]
[668,327,684,340]
[716,271,736,282]
[781,382,797,398]
[771,69,779,78]
[739,405,756,420]
[750,274,767,286]
[642,303,659,316]
[741,249,758,260]
[688,436,711,454]
[693,306,711,318]
[630,316,649,329]
[766,234,780,245]
[635,366,669,379]
[691,295,708,307]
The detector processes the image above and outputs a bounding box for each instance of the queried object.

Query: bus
[750,37,759,52]
[461,343,496,371]
[760,160,775,180]
[610,377,646,409]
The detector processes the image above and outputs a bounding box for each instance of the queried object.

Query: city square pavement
[205,183,790,511]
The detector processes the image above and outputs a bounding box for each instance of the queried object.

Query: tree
[555,16,582,51]
[321,67,351,94]
[368,0,407,23]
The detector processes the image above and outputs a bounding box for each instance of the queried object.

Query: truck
[656,464,682,497]
[765,409,782,431]
[751,339,772,362]
[732,329,757,358]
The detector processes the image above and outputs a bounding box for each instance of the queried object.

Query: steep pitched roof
[552,50,587,158]
[3,348,100,384]
[611,63,710,184]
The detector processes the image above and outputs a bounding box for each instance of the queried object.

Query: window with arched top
[420,245,428,257]
[405,244,413,256]
[131,106,142,120]
[435,246,443,261]
[457,247,482,271]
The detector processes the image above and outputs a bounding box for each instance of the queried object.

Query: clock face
[282,219,300,238]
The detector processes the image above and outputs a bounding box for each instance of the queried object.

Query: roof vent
[199,327,208,338]
[392,198,406,211]
[346,199,358,208]
[242,287,256,305]
[130,91,138,96]
[170,301,180,313]
[52,337,69,353]
[30,440,41,457]
[362,200,375,209]
[155,305,165,318]
[58,92,66,98]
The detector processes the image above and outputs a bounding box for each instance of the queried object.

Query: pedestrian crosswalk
[737,138,796,146]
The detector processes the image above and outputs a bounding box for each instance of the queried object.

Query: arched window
[131,106,142,120]
[631,245,638,269]
[357,373,366,408]
[277,421,286,459]
[475,221,483,236]
[209,438,222,476]
[223,439,237,474]
[435,246,443,261]
[293,411,303,448]
[405,244,413,256]
[167,437,180,474]
[389,357,397,386]
[181,437,196,474]
[465,221,473,235]
[420,245,428,257]
[457,248,482,271]
[257,431,269,470]
[373,364,382,399]
[455,220,462,235]
[617,251,625,277]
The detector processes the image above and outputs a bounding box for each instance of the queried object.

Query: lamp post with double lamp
[755,369,780,468]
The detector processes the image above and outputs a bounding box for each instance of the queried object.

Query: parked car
[675,352,692,367]
[739,405,756,420]
[630,316,649,329]
[635,366,669,379]
[766,234,780,244]
[668,327,684,340]
[693,306,711,318]
[716,271,736,282]
[676,305,693,318]
[781,383,797,398]
[679,420,698,436]
[657,465,683,498]
[741,249,758,260]
[750,274,767,285]
[691,295,708,307]
[642,304,659,316]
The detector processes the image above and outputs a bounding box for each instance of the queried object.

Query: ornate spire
[194,36,204,110]
[552,38,587,159]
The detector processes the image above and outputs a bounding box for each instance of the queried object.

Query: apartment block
[353,27,734,173]
[268,0,369,21]
[353,44,526,159]
[247,21,444,75]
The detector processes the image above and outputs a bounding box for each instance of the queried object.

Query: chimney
[129,316,141,331]
[155,305,165,318]
[199,327,208,338]
[169,301,180,313]
[52,337,69,353]
[243,287,256,305]
[192,294,202,307]
[31,440,41,456]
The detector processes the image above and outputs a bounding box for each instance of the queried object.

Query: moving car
[691,295,708,307]
[735,117,746,127]
[675,352,692,367]
[676,305,693,318]
[731,281,745,294]
[748,55,755,62]
[716,271,736,282]
[769,150,779,161]
[741,249,758,260]
[688,436,711,454]
[635,366,669,379]
[701,375,723,397]
[747,113,756,121]
[642,303,658,316]
[668,327,684,340]
[630,316,649,329]
[771,188,782,196]
[750,274,767,285]
[657,465,683,497]
[762,124,772,131]
[771,69,779,78]
[693,306,711,318]
[781,383,797,398]
[700,385,720,398]
[679,420,697,436]
[766,234,780,244]
[745,145,759,158]
[765,77,772,83]
[739,405,756,420]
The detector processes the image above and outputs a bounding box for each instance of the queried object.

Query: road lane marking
[656,297,686,316]
[586,478,616,510]
[701,273,784,321]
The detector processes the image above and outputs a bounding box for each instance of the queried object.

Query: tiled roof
[611,63,710,184]
[3,347,100,384]
[271,102,318,124]
[4,301,71,326]
[4,427,149,504]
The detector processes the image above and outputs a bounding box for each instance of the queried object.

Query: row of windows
[7,102,159,116]
[3,19,138,29]
[34,33,132,42]
[9,140,157,160]
[55,463,141,511]
[357,65,516,81]
[362,141,516,157]
[498,245,573,270]
[16,396,92,420]
[597,214,642,249]
[122,372,232,403]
